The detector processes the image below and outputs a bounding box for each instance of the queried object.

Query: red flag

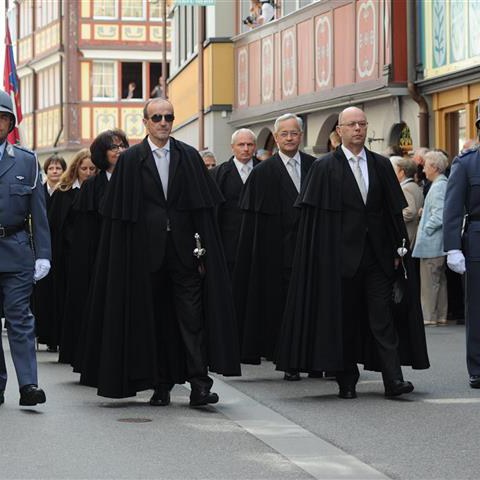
[3,21,22,144]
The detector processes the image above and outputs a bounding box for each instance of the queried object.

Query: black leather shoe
[308,371,324,379]
[0,390,4,405]
[338,387,357,399]
[149,388,170,406]
[46,345,58,353]
[19,385,46,406]
[283,371,301,381]
[190,388,219,407]
[469,375,480,389]
[384,380,414,397]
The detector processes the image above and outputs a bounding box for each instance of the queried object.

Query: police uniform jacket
[0,143,51,271]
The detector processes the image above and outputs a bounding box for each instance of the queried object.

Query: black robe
[34,183,54,345]
[275,148,430,373]
[233,152,315,364]
[37,187,79,347]
[78,137,240,398]
[210,156,260,275]
[59,172,108,366]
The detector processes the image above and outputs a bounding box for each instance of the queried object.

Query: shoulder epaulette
[12,144,36,157]
[458,144,480,158]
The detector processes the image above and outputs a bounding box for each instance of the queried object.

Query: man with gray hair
[444,100,480,388]
[200,150,217,170]
[210,129,259,275]
[233,114,315,378]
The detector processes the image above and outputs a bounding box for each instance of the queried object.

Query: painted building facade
[14,0,171,163]
[232,0,418,158]
[417,0,480,159]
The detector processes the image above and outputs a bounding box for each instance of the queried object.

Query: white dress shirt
[148,136,170,197]
[279,150,301,190]
[341,145,369,190]
[233,157,254,183]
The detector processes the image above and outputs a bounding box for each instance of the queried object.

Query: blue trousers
[466,261,480,376]
[0,270,37,391]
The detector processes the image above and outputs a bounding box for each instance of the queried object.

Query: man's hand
[34,259,51,281]
[447,250,466,275]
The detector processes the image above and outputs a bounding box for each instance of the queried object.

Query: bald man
[276,107,429,399]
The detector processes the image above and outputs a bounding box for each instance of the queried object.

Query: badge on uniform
[16,175,25,181]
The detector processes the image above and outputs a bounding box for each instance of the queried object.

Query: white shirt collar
[106,171,112,181]
[147,136,170,154]
[233,157,253,173]
[341,145,366,163]
[278,150,301,167]
[72,179,81,189]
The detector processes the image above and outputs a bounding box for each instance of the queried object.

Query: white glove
[447,250,466,275]
[34,259,51,281]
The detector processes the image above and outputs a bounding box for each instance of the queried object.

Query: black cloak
[233,152,315,364]
[78,137,241,398]
[59,172,108,366]
[275,149,430,373]
[37,187,78,347]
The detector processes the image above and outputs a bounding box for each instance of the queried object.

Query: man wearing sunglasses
[276,106,429,399]
[82,98,240,406]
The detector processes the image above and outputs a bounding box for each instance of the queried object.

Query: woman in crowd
[61,129,129,368]
[35,155,67,352]
[412,150,449,326]
[390,155,424,248]
[47,149,97,355]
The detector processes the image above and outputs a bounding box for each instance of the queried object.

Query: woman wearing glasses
[60,129,129,367]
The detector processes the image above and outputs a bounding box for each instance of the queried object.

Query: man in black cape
[79,98,240,406]
[233,114,315,377]
[210,128,259,276]
[276,107,429,399]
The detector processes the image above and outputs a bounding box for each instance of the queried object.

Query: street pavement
[1,323,478,480]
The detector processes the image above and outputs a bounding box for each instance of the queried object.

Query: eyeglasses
[338,121,368,129]
[148,113,175,123]
[278,130,301,138]
[108,144,128,152]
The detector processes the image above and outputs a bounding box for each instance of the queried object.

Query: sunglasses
[148,114,175,123]
[108,144,128,152]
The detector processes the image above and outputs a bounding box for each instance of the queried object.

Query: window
[93,0,117,19]
[122,0,145,19]
[149,62,169,98]
[20,75,33,114]
[19,0,33,38]
[121,62,143,99]
[92,62,116,100]
[150,0,163,20]
[35,0,59,29]
[36,64,61,109]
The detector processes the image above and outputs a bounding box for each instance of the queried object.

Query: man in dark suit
[443,101,480,389]
[233,114,315,377]
[276,107,429,398]
[78,98,240,405]
[211,128,259,276]
[0,90,51,407]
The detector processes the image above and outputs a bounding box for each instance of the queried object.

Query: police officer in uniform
[443,99,480,389]
[0,90,51,406]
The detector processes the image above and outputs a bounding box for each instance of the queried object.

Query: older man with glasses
[79,97,240,407]
[233,113,315,378]
[276,106,429,399]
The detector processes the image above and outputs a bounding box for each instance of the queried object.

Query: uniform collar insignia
[6,144,15,157]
